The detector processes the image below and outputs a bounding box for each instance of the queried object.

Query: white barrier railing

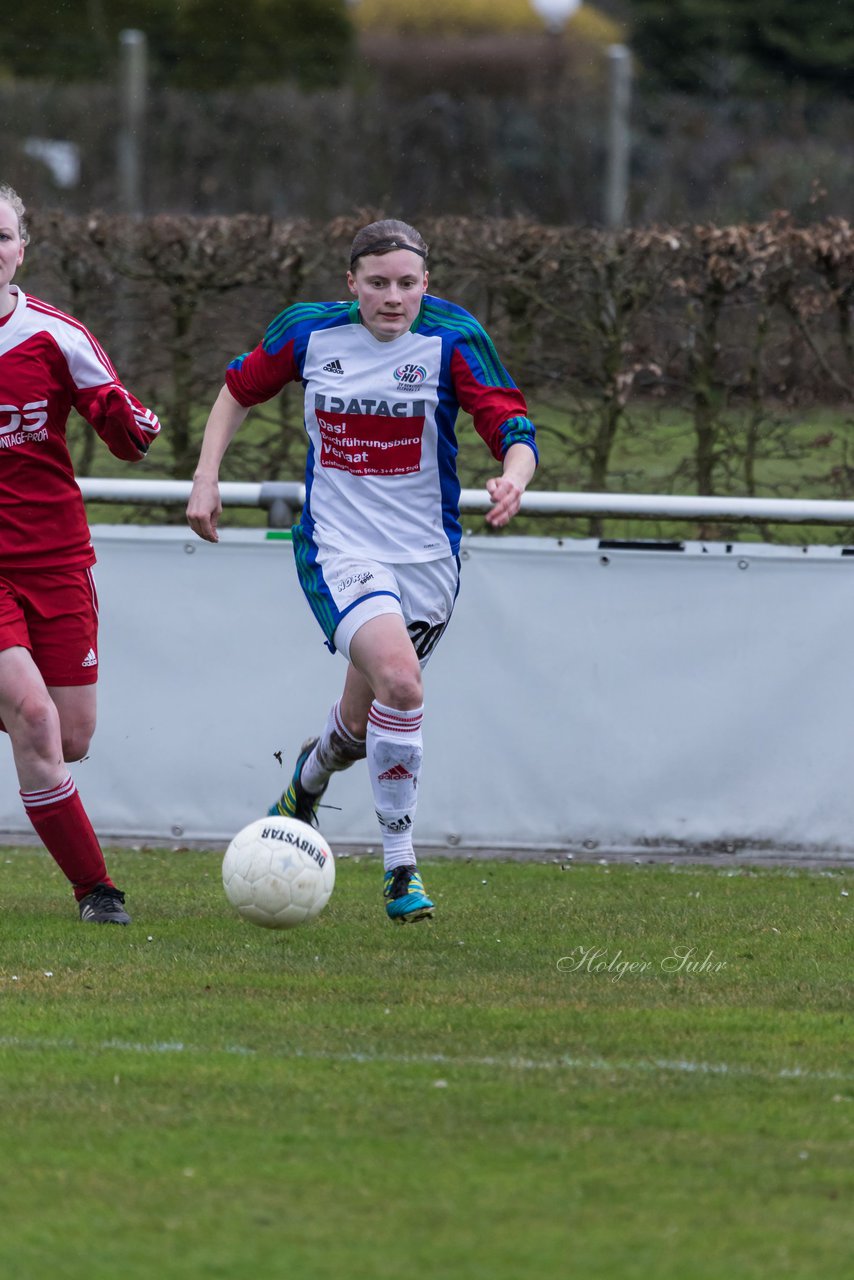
[77,477,854,529]
[6,524,854,852]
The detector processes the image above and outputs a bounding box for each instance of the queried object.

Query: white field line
[0,1035,851,1084]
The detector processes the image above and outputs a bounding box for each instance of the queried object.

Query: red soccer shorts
[0,567,100,687]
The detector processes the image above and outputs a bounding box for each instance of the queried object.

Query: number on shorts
[407,619,446,661]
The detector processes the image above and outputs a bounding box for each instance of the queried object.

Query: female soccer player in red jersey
[0,185,162,923]
[187,218,537,923]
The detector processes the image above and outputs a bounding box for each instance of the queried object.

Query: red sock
[21,775,114,901]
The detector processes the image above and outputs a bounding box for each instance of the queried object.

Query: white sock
[301,699,366,794]
[366,700,423,870]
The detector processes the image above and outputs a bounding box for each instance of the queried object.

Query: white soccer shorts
[295,543,460,668]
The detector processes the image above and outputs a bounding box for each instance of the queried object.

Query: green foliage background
[628,0,854,93]
[0,0,352,89]
[3,0,853,95]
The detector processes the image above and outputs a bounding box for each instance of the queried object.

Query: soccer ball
[222,815,335,929]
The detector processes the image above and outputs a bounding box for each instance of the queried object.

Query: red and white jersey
[0,287,161,571]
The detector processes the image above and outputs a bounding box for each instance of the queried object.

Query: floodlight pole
[118,29,147,216]
[530,0,581,221]
[604,44,632,229]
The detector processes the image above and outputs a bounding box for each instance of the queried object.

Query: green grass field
[1,847,851,1279]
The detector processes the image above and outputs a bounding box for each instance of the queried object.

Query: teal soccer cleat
[269,738,327,826]
[383,864,435,924]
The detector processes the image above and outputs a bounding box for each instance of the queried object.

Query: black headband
[350,237,428,266]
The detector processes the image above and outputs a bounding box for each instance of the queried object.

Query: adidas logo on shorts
[322,358,344,375]
[81,648,98,668]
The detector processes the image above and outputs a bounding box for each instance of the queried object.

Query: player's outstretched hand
[186,476,222,543]
[485,475,524,528]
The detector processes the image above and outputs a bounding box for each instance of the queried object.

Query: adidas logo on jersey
[322,358,344,375]
[377,763,414,782]
[81,648,98,667]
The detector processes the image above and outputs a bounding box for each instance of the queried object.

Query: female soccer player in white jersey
[187,218,537,922]
[0,185,161,924]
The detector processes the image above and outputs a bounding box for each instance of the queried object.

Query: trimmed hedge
[19,212,854,503]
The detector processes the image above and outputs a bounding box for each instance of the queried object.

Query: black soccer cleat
[269,737,328,827]
[78,884,131,925]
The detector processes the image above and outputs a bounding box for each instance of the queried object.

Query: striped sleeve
[227,302,349,407]
[450,346,538,464]
[420,297,537,463]
[26,295,119,388]
[75,383,161,460]
[19,296,161,461]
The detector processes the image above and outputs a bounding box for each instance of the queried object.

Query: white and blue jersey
[225,294,537,564]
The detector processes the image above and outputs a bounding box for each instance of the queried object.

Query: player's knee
[61,721,95,762]
[378,666,423,710]
[9,689,59,753]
